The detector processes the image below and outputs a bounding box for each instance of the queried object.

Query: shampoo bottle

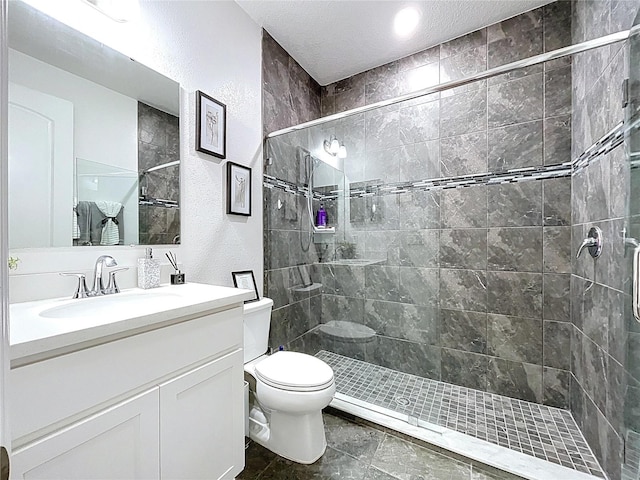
[138,247,160,289]
[316,203,327,228]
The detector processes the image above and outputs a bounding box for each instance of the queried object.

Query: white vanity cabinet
[8,288,249,480]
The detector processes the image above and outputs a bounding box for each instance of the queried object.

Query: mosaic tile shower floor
[316,350,604,478]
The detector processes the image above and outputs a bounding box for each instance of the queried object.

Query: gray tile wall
[571,2,640,480]
[292,3,573,408]
[138,102,180,244]
[262,31,323,350]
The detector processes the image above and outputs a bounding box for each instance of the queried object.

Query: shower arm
[267,29,631,139]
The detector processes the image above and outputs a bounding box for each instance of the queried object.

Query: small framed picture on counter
[231,270,259,303]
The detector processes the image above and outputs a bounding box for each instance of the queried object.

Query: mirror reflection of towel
[76,201,124,245]
[95,201,123,245]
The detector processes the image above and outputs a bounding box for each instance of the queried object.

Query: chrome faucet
[92,255,118,295]
[60,255,128,299]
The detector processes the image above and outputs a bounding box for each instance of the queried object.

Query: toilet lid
[254,351,334,392]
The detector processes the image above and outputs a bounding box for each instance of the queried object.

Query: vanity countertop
[10,282,254,366]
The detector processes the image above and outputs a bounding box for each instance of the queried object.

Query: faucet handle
[60,272,90,299]
[106,267,129,294]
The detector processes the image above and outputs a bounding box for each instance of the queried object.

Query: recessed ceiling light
[394,6,421,38]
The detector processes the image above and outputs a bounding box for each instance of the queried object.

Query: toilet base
[249,408,327,464]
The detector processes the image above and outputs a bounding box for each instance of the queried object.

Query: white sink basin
[9,283,256,364]
[39,292,181,319]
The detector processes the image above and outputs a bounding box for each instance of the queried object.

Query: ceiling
[236,0,555,86]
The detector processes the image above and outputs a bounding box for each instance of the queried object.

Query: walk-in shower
[264,13,640,480]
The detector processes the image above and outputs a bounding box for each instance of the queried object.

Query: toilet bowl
[243,298,335,464]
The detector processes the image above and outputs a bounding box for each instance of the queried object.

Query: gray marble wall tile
[580,332,608,414]
[486,357,543,403]
[544,115,572,165]
[440,229,488,270]
[608,289,627,366]
[439,45,487,97]
[440,269,487,312]
[369,336,441,380]
[487,9,543,69]
[440,131,488,177]
[441,187,488,228]
[487,271,542,318]
[487,227,542,272]
[488,182,543,227]
[607,357,626,434]
[365,265,400,302]
[399,191,441,230]
[440,89,488,138]
[365,110,401,152]
[488,74,544,128]
[322,294,365,323]
[440,29,487,59]
[287,327,325,356]
[399,62,440,95]
[543,367,570,408]
[269,299,312,348]
[397,46,440,72]
[399,100,439,145]
[396,230,439,268]
[578,281,610,350]
[440,309,487,353]
[266,268,291,309]
[335,87,366,113]
[398,141,440,183]
[364,299,439,344]
[544,66,572,118]
[441,348,489,390]
[543,320,571,370]
[332,265,366,298]
[398,267,439,307]
[365,77,402,105]
[487,314,542,364]
[543,2,572,53]
[487,121,543,171]
[543,226,571,273]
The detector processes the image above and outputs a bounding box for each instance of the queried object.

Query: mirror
[7,0,180,248]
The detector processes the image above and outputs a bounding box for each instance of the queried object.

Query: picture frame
[227,162,251,216]
[196,90,226,159]
[231,270,260,303]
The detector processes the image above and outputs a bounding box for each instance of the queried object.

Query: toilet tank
[243,297,273,363]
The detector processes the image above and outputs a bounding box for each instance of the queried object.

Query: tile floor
[316,351,604,478]
[239,412,522,480]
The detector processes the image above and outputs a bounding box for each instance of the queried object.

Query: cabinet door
[160,349,245,480]
[11,388,159,479]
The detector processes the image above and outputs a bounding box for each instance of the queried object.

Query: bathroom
[0,0,638,479]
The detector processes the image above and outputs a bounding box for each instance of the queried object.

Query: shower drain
[394,396,411,406]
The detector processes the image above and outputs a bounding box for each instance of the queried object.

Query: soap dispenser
[138,247,160,289]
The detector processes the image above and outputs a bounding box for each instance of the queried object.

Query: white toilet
[243,297,336,464]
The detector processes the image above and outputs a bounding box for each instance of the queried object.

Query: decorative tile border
[317,350,605,478]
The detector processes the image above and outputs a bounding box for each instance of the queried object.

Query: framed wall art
[231,270,260,302]
[196,90,226,158]
[227,162,251,216]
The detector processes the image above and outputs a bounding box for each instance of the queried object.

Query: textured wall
[268,3,573,408]
[571,1,640,479]
[8,0,264,299]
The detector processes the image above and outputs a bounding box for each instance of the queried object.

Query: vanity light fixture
[82,0,139,23]
[324,136,347,159]
[394,6,421,38]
